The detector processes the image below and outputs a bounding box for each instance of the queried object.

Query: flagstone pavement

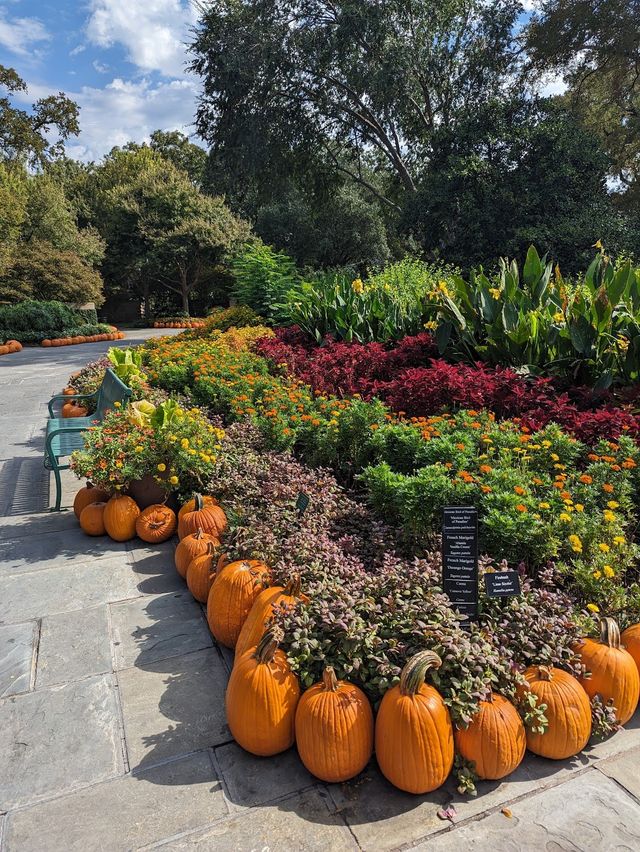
[1,331,640,851]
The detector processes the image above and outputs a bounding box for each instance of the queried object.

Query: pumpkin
[186,541,221,603]
[454,692,525,780]
[175,528,220,578]
[295,666,374,782]
[63,387,76,396]
[7,339,21,352]
[235,574,308,659]
[135,504,177,543]
[576,617,639,725]
[0,345,9,356]
[79,501,107,536]
[177,493,227,540]
[226,629,300,756]
[375,651,454,794]
[520,665,591,759]
[178,493,220,520]
[42,339,52,347]
[62,402,88,418]
[621,623,640,678]
[103,493,140,541]
[207,559,270,648]
[73,481,110,519]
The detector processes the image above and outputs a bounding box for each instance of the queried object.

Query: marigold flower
[598,543,610,552]
[157,463,166,472]
[587,603,600,613]
[516,504,527,513]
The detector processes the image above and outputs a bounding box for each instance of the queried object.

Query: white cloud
[0,9,51,57]
[85,0,197,77]
[70,44,86,57]
[92,59,109,73]
[60,76,202,162]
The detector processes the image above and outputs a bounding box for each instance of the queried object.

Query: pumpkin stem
[600,617,621,648]
[205,540,217,556]
[399,650,442,696]
[284,573,302,598]
[193,527,205,540]
[537,665,553,681]
[322,666,339,692]
[255,627,283,663]
[194,493,203,511]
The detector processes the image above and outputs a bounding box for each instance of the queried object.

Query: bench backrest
[95,368,133,420]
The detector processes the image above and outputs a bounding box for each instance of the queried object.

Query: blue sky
[0,0,202,161]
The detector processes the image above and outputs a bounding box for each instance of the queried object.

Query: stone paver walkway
[1,332,640,851]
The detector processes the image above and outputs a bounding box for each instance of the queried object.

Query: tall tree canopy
[190,0,523,210]
[0,66,79,165]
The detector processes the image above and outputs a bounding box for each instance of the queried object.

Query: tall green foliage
[230,242,300,324]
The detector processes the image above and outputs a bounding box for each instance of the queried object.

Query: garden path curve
[1,331,640,851]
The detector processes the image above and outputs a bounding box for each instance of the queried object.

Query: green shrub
[0,300,84,331]
[201,305,263,333]
[230,241,300,324]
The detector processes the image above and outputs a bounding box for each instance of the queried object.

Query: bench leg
[50,461,63,512]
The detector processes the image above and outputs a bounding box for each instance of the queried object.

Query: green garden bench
[45,368,132,510]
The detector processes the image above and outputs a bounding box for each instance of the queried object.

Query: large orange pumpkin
[73,481,110,519]
[375,651,454,794]
[186,541,221,603]
[103,493,140,541]
[174,528,220,578]
[62,402,88,418]
[520,665,591,759]
[177,493,227,540]
[207,559,270,648]
[235,574,308,659]
[226,629,300,756]
[135,504,177,543]
[295,666,373,782]
[621,623,640,678]
[576,617,639,725]
[79,501,107,536]
[454,692,525,780]
[178,494,220,520]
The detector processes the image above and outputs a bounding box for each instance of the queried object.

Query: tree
[401,98,632,272]
[190,0,523,211]
[0,65,79,165]
[0,163,27,277]
[149,130,208,186]
[526,1,640,206]
[89,147,250,314]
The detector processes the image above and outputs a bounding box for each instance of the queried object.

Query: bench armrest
[48,390,98,417]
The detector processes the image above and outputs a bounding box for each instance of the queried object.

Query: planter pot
[125,474,179,511]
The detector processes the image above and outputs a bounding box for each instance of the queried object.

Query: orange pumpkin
[576,617,639,725]
[186,540,221,603]
[73,481,110,519]
[174,528,220,578]
[226,629,300,756]
[63,387,76,396]
[207,559,270,648]
[295,666,373,782]
[177,493,227,540]
[79,501,107,536]
[62,402,88,418]
[621,623,640,678]
[375,651,454,794]
[103,493,140,541]
[7,339,21,352]
[178,494,220,520]
[520,665,591,759]
[135,504,177,543]
[454,692,525,780]
[42,339,52,347]
[235,574,308,659]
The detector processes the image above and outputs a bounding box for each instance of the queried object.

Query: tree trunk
[142,280,150,323]
[181,286,190,316]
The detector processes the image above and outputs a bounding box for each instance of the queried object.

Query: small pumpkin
[576,617,640,725]
[235,574,308,659]
[0,345,9,356]
[207,559,271,649]
[177,493,227,540]
[295,666,374,782]
[454,692,526,780]
[186,541,221,603]
[42,339,52,347]
[621,623,640,678]
[62,402,88,418]
[7,339,21,352]
[135,504,177,543]
[226,629,301,756]
[63,387,76,396]
[178,493,220,520]
[103,493,140,541]
[174,528,220,578]
[520,665,591,759]
[375,651,454,794]
[73,481,110,519]
[79,501,107,536]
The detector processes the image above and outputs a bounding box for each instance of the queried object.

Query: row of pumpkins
[0,339,23,356]
[73,482,640,795]
[42,331,125,347]
[152,320,205,329]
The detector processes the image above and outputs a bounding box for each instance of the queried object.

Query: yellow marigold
[157,463,166,472]
[603,565,615,578]
[607,501,619,509]
[539,502,551,509]
[587,603,600,613]
[568,534,582,552]
[603,510,615,522]
[559,513,572,523]
[575,503,584,512]
[598,543,610,553]
[169,475,179,485]
[592,570,602,580]
[613,536,625,545]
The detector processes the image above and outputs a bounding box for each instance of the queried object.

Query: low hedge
[2,323,113,345]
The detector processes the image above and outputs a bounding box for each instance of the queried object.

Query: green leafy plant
[107,347,147,387]
[230,241,300,324]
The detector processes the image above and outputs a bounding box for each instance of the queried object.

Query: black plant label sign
[295,492,310,515]
[484,571,521,598]
[442,506,479,621]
